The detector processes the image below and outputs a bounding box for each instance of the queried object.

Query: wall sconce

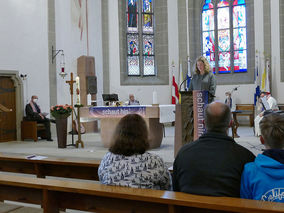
[52,45,67,78]
[20,74,27,80]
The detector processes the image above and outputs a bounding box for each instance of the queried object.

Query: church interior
[0,0,284,212]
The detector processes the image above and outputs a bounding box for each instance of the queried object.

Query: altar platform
[80,105,175,149]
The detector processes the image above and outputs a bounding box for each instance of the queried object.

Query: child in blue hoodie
[240,112,284,202]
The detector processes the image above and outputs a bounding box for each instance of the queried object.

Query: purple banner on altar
[193,90,209,140]
[89,106,146,118]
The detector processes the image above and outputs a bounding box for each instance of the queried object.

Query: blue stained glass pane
[203,0,213,10]
[143,0,152,13]
[127,13,138,31]
[218,7,229,29]
[233,28,246,50]
[128,0,138,29]
[203,32,215,54]
[203,53,215,73]
[218,0,229,7]
[128,56,140,75]
[143,56,155,75]
[128,0,138,12]
[234,0,245,5]
[219,52,231,73]
[218,29,230,52]
[233,5,246,27]
[202,9,214,31]
[143,14,153,33]
[127,34,139,55]
[143,35,154,55]
[127,0,138,13]
[234,50,247,72]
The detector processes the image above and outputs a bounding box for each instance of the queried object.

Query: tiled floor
[0,125,263,165]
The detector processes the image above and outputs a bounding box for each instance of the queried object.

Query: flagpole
[186,0,189,59]
[185,0,192,91]
[265,57,270,93]
[171,60,175,83]
[171,61,175,104]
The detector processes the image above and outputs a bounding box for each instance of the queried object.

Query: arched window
[126,0,155,76]
[202,0,247,74]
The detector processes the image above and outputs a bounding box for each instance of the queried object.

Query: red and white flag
[172,74,179,104]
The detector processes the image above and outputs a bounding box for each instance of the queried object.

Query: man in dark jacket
[173,101,255,197]
[25,95,53,141]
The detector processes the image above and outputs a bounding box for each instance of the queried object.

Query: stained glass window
[202,0,247,74]
[202,0,215,72]
[233,1,247,72]
[126,0,155,76]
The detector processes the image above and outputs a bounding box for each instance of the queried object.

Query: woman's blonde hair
[195,56,210,75]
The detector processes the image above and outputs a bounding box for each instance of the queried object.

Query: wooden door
[0,77,16,142]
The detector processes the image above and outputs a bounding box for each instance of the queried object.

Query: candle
[76,76,80,104]
[87,94,92,106]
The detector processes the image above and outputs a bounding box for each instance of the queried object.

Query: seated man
[128,94,140,105]
[173,102,255,197]
[241,112,284,202]
[25,95,53,141]
[254,92,279,136]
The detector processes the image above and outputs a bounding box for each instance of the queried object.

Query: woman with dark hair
[98,114,171,190]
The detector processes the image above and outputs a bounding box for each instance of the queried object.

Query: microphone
[233,86,240,91]
[179,76,191,91]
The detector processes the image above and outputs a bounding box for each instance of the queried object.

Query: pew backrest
[0,152,100,180]
[0,173,283,213]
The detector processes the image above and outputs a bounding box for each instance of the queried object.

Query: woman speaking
[189,56,216,103]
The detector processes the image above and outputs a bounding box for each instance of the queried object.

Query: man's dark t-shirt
[173,132,255,197]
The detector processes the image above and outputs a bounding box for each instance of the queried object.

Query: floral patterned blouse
[98,152,172,190]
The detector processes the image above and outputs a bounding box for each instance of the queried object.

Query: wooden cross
[66,72,76,146]
[66,72,76,95]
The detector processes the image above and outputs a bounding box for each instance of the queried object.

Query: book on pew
[26,155,48,160]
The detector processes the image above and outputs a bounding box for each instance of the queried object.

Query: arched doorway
[0,77,16,141]
[0,71,23,142]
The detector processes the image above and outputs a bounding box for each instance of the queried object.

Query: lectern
[174,90,209,157]
[174,91,194,157]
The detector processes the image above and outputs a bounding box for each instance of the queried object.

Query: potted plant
[50,104,72,148]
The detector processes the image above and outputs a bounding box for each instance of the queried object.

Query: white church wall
[215,0,267,106]
[108,0,173,105]
[106,0,282,106]
[271,0,284,104]
[55,0,103,106]
[168,0,179,101]
[0,0,49,113]
[215,85,255,104]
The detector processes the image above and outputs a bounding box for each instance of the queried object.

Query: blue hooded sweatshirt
[240,151,284,202]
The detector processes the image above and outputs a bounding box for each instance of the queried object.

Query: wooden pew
[0,152,100,181]
[235,104,255,127]
[0,173,283,213]
[278,104,284,111]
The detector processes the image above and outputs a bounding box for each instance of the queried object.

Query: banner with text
[193,90,209,140]
[89,106,146,118]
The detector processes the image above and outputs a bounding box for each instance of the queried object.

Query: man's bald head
[205,101,231,133]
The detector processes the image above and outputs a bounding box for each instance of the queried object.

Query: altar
[80,105,164,149]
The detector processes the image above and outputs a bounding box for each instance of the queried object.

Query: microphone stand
[179,76,191,92]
